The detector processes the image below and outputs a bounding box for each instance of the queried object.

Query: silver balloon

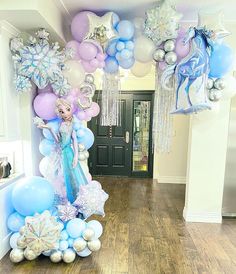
[63,248,76,263]
[10,248,24,263]
[78,153,87,161]
[206,78,214,90]
[19,226,25,236]
[85,74,94,84]
[73,238,87,252]
[78,144,86,152]
[164,51,177,65]
[84,151,89,158]
[87,239,101,252]
[82,228,95,241]
[208,89,222,102]
[164,40,175,52]
[24,248,38,261]
[153,48,165,62]
[50,250,62,263]
[214,78,225,90]
[17,236,27,249]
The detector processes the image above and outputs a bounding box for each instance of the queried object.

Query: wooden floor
[1,177,236,274]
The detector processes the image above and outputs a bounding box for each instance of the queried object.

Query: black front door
[88,91,153,177]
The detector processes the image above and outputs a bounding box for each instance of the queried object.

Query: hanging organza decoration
[100,72,121,126]
[152,63,175,153]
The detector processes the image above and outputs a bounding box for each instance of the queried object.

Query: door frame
[88,90,154,178]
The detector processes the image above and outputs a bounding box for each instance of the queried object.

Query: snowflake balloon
[57,202,78,222]
[73,181,109,219]
[10,28,71,96]
[20,210,61,255]
[144,0,182,46]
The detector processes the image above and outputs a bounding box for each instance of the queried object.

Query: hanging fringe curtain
[100,72,121,126]
[152,63,175,153]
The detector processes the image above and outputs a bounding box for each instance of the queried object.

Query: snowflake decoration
[21,210,61,255]
[10,28,71,96]
[57,202,78,222]
[73,181,109,219]
[144,0,182,46]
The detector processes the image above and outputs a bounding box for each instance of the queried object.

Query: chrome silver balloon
[50,250,62,263]
[10,248,24,263]
[206,78,214,90]
[73,238,87,252]
[164,51,177,65]
[24,248,38,261]
[88,239,101,252]
[153,48,165,62]
[82,228,95,241]
[214,78,225,90]
[62,248,76,263]
[85,74,94,84]
[208,89,222,102]
[164,39,175,52]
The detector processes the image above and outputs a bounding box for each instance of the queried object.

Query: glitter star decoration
[10,28,71,96]
[73,181,109,220]
[144,0,182,46]
[57,202,78,222]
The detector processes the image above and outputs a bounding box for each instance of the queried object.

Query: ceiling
[55,0,236,22]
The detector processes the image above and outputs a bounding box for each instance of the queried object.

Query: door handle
[125,131,129,144]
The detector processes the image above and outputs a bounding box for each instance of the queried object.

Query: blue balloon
[10,232,20,249]
[106,40,117,56]
[120,49,133,60]
[42,119,60,141]
[87,220,103,239]
[77,127,94,150]
[125,40,134,50]
[73,116,82,131]
[116,41,125,51]
[12,176,54,216]
[117,20,134,41]
[7,212,25,232]
[209,43,234,78]
[77,247,92,257]
[104,56,119,74]
[60,230,69,240]
[118,57,135,69]
[59,240,69,251]
[115,52,122,61]
[68,237,74,248]
[39,139,55,156]
[66,218,86,239]
[112,13,120,28]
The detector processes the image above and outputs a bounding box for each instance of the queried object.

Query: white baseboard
[183,206,222,223]
[157,176,186,184]
[0,232,11,260]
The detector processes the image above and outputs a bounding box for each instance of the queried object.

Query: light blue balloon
[87,220,103,239]
[118,57,135,69]
[10,232,20,249]
[7,212,25,232]
[73,116,82,131]
[106,40,117,56]
[66,218,86,239]
[115,52,122,61]
[42,250,52,256]
[104,56,119,74]
[112,13,120,28]
[60,230,69,240]
[116,41,125,51]
[39,138,55,156]
[77,247,92,257]
[59,240,69,251]
[58,220,65,231]
[12,176,54,216]
[120,49,133,60]
[125,40,134,50]
[42,119,60,141]
[209,43,234,78]
[117,20,134,41]
[77,127,94,150]
[68,238,74,248]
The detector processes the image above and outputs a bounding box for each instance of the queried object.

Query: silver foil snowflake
[10,28,71,96]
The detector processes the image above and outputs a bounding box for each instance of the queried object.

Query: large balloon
[209,43,235,78]
[131,61,152,77]
[133,36,155,63]
[63,60,85,88]
[12,176,54,216]
[33,93,58,120]
[71,11,93,42]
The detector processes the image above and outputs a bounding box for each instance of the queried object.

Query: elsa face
[57,104,73,121]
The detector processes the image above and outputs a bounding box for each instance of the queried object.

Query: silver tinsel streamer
[100,72,121,126]
[152,63,175,153]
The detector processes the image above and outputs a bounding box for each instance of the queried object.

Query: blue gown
[59,121,88,203]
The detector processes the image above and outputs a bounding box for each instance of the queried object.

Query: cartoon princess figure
[36,98,88,204]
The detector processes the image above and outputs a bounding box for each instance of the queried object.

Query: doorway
[88,91,154,177]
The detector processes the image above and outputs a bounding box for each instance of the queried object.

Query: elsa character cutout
[37,98,88,204]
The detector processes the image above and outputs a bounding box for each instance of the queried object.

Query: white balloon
[131,61,153,78]
[10,248,24,263]
[50,250,62,263]
[63,60,85,88]
[10,233,20,249]
[134,36,155,63]
[87,239,101,252]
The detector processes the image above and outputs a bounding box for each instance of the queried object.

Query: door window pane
[132,101,151,172]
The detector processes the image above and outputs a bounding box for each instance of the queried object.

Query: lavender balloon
[79,42,98,61]
[37,84,53,94]
[33,93,58,120]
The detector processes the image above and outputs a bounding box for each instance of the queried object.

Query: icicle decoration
[152,63,175,153]
[100,72,121,126]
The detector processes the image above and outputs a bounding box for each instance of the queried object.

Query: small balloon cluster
[206,78,225,102]
[153,40,177,66]
[7,176,104,264]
